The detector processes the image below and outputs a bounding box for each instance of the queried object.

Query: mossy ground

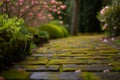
[1,35,120,80]
[0,70,30,80]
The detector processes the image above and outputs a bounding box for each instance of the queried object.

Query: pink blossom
[103,39,108,43]
[48,8,52,11]
[37,13,42,17]
[60,5,66,10]
[102,24,108,30]
[19,0,24,3]
[42,16,46,19]
[47,14,52,17]
[25,6,29,9]
[43,2,47,5]
[57,11,61,14]
[100,6,109,15]
[50,0,56,4]
[19,2,23,6]
[31,0,38,5]
[43,5,48,9]
[111,37,115,41]
[53,9,57,12]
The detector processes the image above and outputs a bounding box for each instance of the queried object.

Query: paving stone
[48,59,88,65]
[14,65,60,72]
[63,64,113,72]
[30,72,83,80]
[32,54,53,57]
[94,72,120,80]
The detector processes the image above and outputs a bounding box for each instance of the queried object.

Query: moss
[48,59,87,65]
[0,70,30,80]
[54,53,85,57]
[84,51,98,54]
[74,57,91,60]
[59,26,69,37]
[110,61,120,71]
[18,58,48,65]
[39,24,64,39]
[49,20,69,37]
[99,49,120,54]
[82,72,101,80]
[23,65,40,70]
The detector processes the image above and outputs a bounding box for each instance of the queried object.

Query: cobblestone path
[12,35,120,79]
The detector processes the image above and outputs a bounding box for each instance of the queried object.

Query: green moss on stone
[110,61,120,71]
[48,59,87,65]
[99,49,120,54]
[82,72,101,80]
[18,58,48,65]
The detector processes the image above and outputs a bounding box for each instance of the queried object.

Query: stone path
[14,35,120,80]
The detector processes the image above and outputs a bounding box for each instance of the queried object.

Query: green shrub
[27,27,39,35]
[39,24,64,39]
[49,20,69,37]
[27,27,50,46]
[0,14,30,71]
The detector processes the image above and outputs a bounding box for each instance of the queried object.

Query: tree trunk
[71,0,80,35]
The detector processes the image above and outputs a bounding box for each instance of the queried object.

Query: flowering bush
[0,0,67,26]
[97,1,120,36]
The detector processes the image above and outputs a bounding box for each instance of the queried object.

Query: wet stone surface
[13,35,120,80]
[30,72,83,80]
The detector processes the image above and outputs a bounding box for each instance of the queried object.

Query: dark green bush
[0,14,30,71]
[39,24,64,39]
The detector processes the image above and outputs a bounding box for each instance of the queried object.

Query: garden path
[3,35,120,80]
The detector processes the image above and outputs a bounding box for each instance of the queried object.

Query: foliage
[39,23,64,39]
[0,14,30,71]
[97,0,120,36]
[27,27,50,46]
[49,20,69,37]
[79,0,102,33]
